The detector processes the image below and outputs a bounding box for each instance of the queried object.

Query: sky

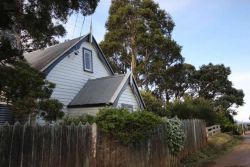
[60,0,250,122]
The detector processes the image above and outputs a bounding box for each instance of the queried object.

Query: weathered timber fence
[206,125,221,137]
[0,119,207,167]
[94,119,207,167]
[0,123,93,167]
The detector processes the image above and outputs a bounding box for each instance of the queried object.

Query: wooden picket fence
[0,119,207,167]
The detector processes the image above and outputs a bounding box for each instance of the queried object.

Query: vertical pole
[90,123,97,167]
[242,122,244,135]
[193,120,197,150]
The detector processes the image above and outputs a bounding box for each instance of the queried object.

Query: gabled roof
[24,34,114,74]
[24,33,145,109]
[68,73,145,109]
[24,37,82,71]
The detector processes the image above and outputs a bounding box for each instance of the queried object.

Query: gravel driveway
[207,131,250,167]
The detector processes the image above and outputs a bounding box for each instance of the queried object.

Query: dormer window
[83,48,93,72]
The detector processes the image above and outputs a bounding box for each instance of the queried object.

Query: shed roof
[68,74,128,107]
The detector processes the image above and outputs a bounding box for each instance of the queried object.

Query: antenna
[130,62,133,86]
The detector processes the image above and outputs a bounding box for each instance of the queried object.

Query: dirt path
[206,131,250,167]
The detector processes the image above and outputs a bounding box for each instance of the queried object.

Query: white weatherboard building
[24,33,145,116]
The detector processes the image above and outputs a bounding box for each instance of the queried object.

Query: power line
[72,12,79,38]
[80,16,86,37]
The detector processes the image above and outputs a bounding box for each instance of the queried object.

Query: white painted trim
[40,36,86,72]
[109,73,130,103]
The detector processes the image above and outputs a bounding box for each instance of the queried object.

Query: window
[83,48,93,72]
[121,104,133,112]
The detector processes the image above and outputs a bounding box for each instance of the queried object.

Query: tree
[39,99,64,122]
[100,0,183,84]
[193,63,244,111]
[0,62,57,119]
[0,0,99,118]
[1,0,99,52]
[170,97,217,126]
[152,63,195,102]
[141,91,165,116]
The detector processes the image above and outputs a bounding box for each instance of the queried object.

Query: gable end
[43,34,114,75]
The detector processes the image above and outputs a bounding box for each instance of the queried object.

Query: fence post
[193,120,197,150]
[90,123,97,167]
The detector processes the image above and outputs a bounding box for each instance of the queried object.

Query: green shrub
[221,124,243,135]
[170,97,217,126]
[63,114,95,125]
[140,91,167,116]
[95,108,163,144]
[39,99,64,122]
[95,108,185,155]
[215,110,241,134]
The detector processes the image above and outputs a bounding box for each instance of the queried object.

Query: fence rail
[206,125,221,137]
[0,119,207,167]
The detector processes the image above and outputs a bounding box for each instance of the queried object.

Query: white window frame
[83,48,93,72]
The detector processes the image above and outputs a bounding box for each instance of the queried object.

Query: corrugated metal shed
[69,74,127,107]
[0,104,14,125]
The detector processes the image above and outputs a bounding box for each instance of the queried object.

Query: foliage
[163,117,185,154]
[0,0,99,52]
[140,90,166,116]
[100,0,244,115]
[0,62,56,116]
[39,99,64,122]
[182,133,241,166]
[63,114,96,125]
[221,124,240,135]
[100,0,183,85]
[170,97,217,126]
[215,109,238,134]
[193,63,244,110]
[0,38,22,65]
[155,63,195,101]
[0,0,99,117]
[95,108,163,144]
[95,108,185,155]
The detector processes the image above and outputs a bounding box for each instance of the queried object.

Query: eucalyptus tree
[100,0,183,87]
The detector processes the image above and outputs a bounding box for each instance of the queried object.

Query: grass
[181,133,242,167]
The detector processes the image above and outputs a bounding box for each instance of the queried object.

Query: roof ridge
[89,74,126,81]
[24,36,84,55]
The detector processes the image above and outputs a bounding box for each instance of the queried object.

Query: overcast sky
[60,0,250,122]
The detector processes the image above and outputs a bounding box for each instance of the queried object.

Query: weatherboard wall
[116,85,140,111]
[46,42,111,108]
[67,107,102,116]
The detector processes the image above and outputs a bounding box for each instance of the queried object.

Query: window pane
[84,50,92,71]
[85,54,90,69]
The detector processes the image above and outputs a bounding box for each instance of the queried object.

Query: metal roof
[23,34,144,109]
[24,34,114,75]
[68,74,128,107]
[24,37,83,71]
